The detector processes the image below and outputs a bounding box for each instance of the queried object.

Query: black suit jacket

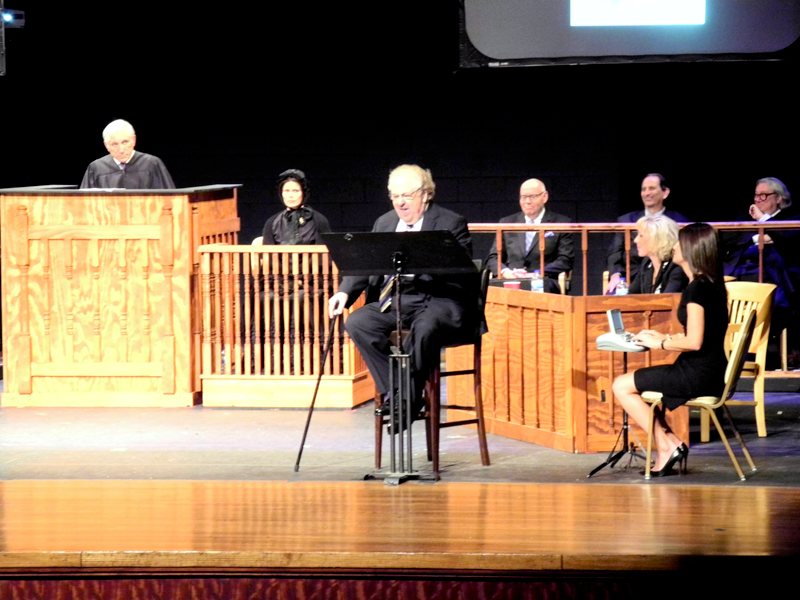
[629,259,688,294]
[722,209,800,273]
[722,210,800,307]
[339,203,475,309]
[607,208,689,278]
[485,210,574,278]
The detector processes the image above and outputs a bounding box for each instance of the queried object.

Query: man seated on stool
[80,119,175,189]
[486,178,574,293]
[328,164,479,425]
[605,173,687,294]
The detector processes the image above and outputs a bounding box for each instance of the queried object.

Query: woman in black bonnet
[256,169,332,374]
[261,169,331,244]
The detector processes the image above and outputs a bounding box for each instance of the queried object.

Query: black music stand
[323,231,477,484]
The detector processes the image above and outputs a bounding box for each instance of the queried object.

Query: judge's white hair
[103,119,136,141]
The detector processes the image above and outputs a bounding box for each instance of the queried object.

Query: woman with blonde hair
[629,214,688,294]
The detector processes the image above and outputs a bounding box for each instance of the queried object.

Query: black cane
[294,314,341,472]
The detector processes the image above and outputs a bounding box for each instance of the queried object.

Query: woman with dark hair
[612,223,729,476]
[261,169,331,245]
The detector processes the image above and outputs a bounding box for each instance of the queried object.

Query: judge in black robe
[80,152,175,189]
[80,119,175,189]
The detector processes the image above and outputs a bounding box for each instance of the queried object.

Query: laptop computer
[596,309,646,352]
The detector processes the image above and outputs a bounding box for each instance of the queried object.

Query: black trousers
[344,294,467,400]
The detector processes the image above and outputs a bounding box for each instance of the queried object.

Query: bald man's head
[519,179,548,219]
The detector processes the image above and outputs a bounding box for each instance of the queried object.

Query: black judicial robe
[80,152,176,189]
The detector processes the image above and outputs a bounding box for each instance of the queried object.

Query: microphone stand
[381,250,419,484]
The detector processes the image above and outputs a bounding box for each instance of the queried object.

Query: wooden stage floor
[2,396,800,596]
[3,479,799,574]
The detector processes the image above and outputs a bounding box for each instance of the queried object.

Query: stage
[1,478,798,596]
[1,394,799,597]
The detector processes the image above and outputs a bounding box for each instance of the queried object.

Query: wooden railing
[471,220,800,296]
[198,244,373,408]
[197,221,800,407]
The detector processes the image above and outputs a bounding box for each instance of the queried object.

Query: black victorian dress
[256,206,332,374]
[261,206,331,245]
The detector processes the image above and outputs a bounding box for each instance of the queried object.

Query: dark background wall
[2,2,797,291]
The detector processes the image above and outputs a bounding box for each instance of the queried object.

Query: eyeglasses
[520,192,546,201]
[754,192,778,202]
[389,187,423,203]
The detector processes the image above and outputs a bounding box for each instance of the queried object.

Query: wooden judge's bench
[0,185,240,407]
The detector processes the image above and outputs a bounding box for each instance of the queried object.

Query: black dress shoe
[650,444,688,477]
[387,397,426,434]
[375,391,396,416]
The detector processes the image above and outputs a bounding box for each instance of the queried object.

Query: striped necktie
[379,224,415,312]
[379,278,394,312]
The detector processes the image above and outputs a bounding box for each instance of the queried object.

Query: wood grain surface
[448,289,685,452]
[1,190,240,407]
[0,479,798,573]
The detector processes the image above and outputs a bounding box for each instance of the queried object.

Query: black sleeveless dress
[633,277,728,410]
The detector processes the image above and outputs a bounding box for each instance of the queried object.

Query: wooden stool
[374,269,491,479]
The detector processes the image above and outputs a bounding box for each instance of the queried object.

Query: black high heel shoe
[651,443,688,477]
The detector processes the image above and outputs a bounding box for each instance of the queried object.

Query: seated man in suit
[328,165,479,420]
[485,178,574,293]
[723,177,797,292]
[605,173,688,294]
[80,119,175,189]
[723,177,799,365]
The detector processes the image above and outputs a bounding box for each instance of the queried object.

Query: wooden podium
[0,185,240,407]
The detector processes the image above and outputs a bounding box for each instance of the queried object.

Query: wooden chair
[250,236,264,271]
[641,309,758,481]
[726,276,788,371]
[374,268,491,480]
[558,271,571,295]
[720,281,776,439]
